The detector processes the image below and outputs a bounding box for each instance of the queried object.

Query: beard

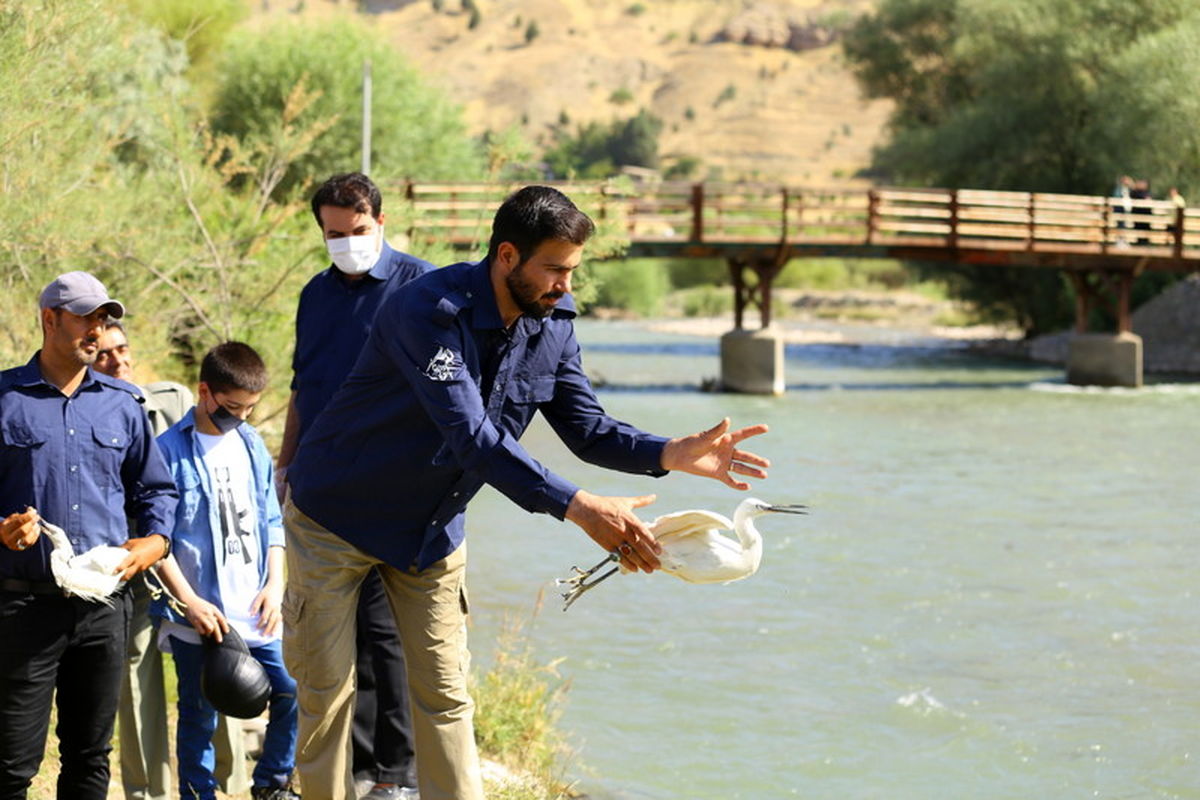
[73,338,99,367]
[505,263,563,319]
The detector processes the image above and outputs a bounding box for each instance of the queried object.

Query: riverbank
[638,279,1200,375]
[641,286,1023,346]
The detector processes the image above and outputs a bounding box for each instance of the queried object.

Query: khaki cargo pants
[282,499,482,800]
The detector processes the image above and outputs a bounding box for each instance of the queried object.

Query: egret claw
[555,552,620,611]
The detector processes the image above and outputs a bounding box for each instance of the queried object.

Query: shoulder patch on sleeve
[424,345,462,382]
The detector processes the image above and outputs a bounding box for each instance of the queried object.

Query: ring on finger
[619,543,633,556]
[15,541,27,551]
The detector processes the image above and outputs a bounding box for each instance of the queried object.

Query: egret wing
[649,509,734,543]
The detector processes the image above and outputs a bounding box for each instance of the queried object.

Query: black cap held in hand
[200,626,271,719]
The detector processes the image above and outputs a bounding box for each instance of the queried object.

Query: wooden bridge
[400,181,1200,337]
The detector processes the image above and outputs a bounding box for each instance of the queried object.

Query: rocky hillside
[250,0,889,183]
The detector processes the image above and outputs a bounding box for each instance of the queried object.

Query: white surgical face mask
[327,228,382,275]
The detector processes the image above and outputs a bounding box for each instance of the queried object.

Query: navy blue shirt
[289,259,669,571]
[291,242,434,439]
[0,355,178,581]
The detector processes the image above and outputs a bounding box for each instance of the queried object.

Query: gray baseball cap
[38,271,125,319]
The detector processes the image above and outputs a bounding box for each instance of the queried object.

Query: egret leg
[554,552,620,611]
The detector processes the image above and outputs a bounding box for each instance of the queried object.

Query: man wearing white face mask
[280,173,431,799]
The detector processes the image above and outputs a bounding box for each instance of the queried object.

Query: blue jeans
[170,635,297,800]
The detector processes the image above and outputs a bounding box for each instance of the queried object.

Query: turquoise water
[465,320,1200,800]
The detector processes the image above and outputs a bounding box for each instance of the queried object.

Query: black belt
[0,578,64,596]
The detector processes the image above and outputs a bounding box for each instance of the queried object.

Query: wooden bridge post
[947,189,959,250]
[866,189,879,244]
[728,257,746,330]
[1173,206,1185,259]
[722,251,787,395]
[691,183,705,242]
[1066,268,1142,387]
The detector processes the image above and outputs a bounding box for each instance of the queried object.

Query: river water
[465,319,1200,800]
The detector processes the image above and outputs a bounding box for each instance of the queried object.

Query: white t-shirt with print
[160,429,274,650]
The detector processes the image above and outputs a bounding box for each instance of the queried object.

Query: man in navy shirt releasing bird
[284,186,771,800]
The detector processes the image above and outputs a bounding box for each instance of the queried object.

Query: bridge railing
[398,180,1198,260]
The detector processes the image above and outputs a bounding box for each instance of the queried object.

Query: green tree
[543,110,663,178]
[124,0,247,67]
[842,0,1200,334]
[210,18,484,192]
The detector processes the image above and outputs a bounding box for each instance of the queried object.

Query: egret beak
[555,551,620,611]
[766,503,808,514]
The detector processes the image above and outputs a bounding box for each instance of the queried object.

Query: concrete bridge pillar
[720,328,784,394]
[1067,332,1143,388]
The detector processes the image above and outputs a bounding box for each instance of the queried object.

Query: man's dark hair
[310,172,382,228]
[487,185,595,264]
[200,342,268,394]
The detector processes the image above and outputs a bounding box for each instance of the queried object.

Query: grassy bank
[28,611,575,800]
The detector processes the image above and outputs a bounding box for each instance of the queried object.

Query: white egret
[556,497,806,610]
[40,518,129,604]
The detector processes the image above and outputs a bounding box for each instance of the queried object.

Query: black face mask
[208,401,244,435]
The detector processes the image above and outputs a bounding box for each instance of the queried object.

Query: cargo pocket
[280,591,306,685]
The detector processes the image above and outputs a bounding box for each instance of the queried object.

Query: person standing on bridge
[281,185,773,800]
[278,172,431,800]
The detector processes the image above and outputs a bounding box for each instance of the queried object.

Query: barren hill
[251,0,890,183]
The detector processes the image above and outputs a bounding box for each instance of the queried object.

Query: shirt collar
[366,240,398,281]
[12,352,106,393]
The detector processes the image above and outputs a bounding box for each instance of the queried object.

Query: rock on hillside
[714,2,855,51]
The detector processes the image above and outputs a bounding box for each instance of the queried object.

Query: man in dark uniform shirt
[279,173,430,800]
[0,271,177,799]
[283,186,771,800]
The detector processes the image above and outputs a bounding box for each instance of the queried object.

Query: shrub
[210,17,483,192]
[609,87,634,105]
[588,259,670,316]
[525,20,540,44]
[679,286,733,317]
[125,0,247,66]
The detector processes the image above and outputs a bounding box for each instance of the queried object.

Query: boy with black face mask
[152,342,300,800]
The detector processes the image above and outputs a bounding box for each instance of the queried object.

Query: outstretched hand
[661,417,770,490]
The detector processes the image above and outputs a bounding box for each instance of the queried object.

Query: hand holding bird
[557,497,806,610]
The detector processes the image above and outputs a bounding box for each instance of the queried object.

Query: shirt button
[431,519,439,526]
[70,465,78,473]
[452,491,459,498]
[71,504,79,511]
[68,429,75,436]
[111,437,119,444]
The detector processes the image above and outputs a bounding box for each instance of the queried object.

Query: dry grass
[249,0,890,184]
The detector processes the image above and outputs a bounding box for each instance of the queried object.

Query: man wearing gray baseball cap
[37,269,127,320]
[0,270,177,798]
